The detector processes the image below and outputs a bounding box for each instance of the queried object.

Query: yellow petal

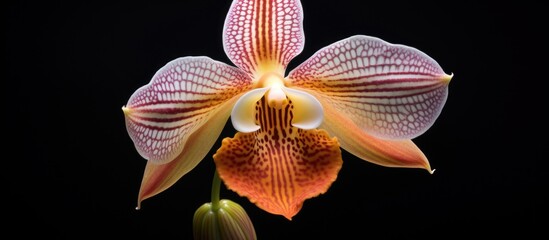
[317,92,433,172]
[214,97,342,220]
[137,97,239,208]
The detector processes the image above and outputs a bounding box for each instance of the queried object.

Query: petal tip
[122,105,131,115]
[443,73,454,84]
[136,198,143,210]
[422,157,434,174]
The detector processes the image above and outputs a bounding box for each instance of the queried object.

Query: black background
[2,0,542,239]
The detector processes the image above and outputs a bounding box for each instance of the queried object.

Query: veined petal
[318,94,432,172]
[123,56,252,164]
[214,97,342,220]
[137,97,239,207]
[223,0,305,78]
[288,35,452,139]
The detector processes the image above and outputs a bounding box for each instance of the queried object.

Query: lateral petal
[223,0,305,78]
[214,97,342,220]
[288,35,452,139]
[123,57,253,164]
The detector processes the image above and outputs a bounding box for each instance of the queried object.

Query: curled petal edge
[284,87,324,130]
[305,88,434,173]
[231,88,269,133]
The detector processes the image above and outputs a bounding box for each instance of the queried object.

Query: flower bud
[193,199,257,240]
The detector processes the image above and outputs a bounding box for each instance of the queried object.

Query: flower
[122,0,452,220]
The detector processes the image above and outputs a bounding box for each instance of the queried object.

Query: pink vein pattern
[288,35,451,139]
[124,57,252,164]
[223,0,305,76]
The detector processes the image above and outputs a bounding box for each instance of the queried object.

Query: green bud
[193,199,257,240]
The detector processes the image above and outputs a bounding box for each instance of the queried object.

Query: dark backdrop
[2,0,541,239]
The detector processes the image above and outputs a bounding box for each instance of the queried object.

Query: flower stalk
[210,170,221,212]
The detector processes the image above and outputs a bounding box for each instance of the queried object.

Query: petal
[283,87,323,129]
[319,94,433,172]
[223,0,305,78]
[123,56,252,164]
[288,35,452,139]
[231,87,269,133]
[214,97,342,220]
[137,97,238,208]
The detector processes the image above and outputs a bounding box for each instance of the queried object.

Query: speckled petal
[214,97,342,220]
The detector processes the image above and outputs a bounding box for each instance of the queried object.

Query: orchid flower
[122,0,452,220]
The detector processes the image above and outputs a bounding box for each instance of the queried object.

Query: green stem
[211,169,221,211]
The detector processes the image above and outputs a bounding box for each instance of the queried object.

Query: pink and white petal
[288,35,452,139]
[223,0,305,78]
[137,99,238,208]
[123,57,253,164]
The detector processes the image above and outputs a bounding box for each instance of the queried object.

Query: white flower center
[230,73,324,133]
